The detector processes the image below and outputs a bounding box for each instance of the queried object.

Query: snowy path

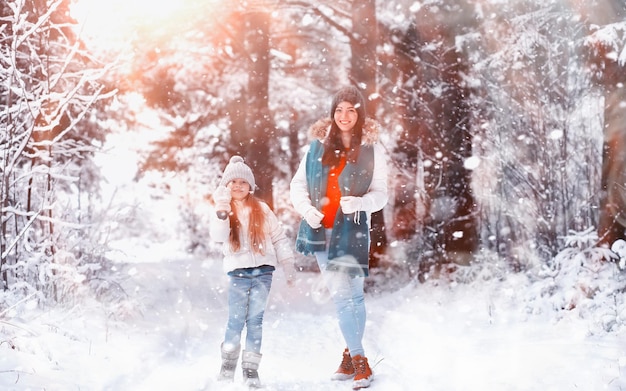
[2,255,626,390]
[105,256,626,391]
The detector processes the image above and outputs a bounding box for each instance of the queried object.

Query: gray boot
[218,343,240,381]
[241,350,262,388]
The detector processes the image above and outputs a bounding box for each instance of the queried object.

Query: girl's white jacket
[210,199,296,280]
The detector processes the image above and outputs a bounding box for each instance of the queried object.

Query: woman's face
[227,178,251,201]
[333,101,359,132]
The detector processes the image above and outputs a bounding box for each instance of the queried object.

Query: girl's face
[333,101,359,132]
[227,178,251,201]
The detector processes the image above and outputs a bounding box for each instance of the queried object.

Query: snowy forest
[4,0,626,389]
[0,0,626,307]
[2,0,626,337]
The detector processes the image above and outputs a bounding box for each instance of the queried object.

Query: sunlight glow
[71,0,179,47]
[70,0,218,50]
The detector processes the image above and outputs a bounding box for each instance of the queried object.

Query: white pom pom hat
[219,155,256,193]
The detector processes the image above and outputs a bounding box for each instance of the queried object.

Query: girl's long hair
[228,194,266,255]
[322,86,366,166]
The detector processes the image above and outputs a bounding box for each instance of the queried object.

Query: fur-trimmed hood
[308,117,381,145]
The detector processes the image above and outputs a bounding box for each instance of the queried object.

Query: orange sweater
[321,155,347,228]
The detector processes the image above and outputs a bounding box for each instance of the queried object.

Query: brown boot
[331,348,355,381]
[351,354,373,389]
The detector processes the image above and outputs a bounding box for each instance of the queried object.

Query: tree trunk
[350,0,378,114]
[591,0,626,247]
[350,0,387,269]
[243,9,275,209]
[596,52,626,246]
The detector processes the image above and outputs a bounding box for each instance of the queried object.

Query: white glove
[340,196,362,214]
[304,207,324,229]
[213,186,232,219]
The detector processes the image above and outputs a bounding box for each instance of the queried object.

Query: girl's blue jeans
[315,243,366,358]
[223,267,273,354]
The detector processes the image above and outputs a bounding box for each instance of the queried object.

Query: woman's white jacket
[290,117,389,226]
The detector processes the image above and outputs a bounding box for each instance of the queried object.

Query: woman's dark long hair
[322,86,366,166]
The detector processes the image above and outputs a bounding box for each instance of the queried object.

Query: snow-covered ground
[2,134,626,390]
[1,247,626,391]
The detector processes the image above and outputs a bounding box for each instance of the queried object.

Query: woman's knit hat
[219,155,256,192]
[330,86,366,122]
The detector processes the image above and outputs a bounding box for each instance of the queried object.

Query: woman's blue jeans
[223,268,273,354]
[315,247,366,358]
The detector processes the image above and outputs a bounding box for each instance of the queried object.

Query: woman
[210,155,296,388]
[290,86,388,389]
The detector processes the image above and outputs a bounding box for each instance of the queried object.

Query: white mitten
[213,186,232,219]
[304,207,324,229]
[340,196,363,214]
[284,262,297,287]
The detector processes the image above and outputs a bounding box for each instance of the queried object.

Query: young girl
[290,86,389,389]
[210,155,296,388]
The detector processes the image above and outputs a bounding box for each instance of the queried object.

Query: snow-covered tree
[459,1,603,270]
[376,0,478,279]
[0,0,112,303]
[68,0,626,284]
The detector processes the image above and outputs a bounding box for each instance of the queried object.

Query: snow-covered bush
[522,228,626,332]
